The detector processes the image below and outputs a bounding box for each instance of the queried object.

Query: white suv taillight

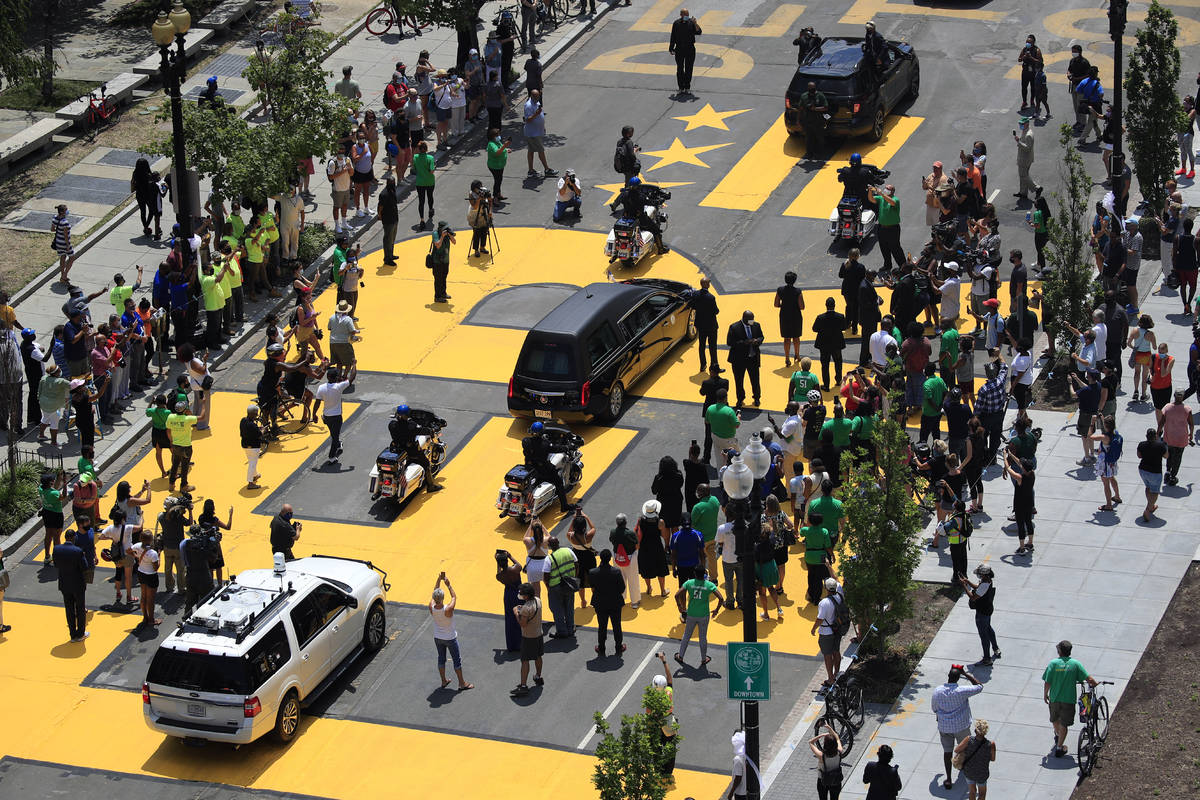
[244,696,262,718]
[142,682,150,704]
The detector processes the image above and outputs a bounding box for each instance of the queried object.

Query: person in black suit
[858,271,883,367]
[812,297,849,390]
[699,363,729,462]
[588,549,626,656]
[53,529,89,642]
[726,310,764,407]
[690,277,720,372]
[668,9,703,94]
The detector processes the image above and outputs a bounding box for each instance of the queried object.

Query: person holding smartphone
[485,127,512,201]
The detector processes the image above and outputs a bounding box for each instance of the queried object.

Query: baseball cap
[824,578,839,592]
[983,298,1001,309]
[932,160,943,169]
[69,379,85,390]
[1018,115,1031,124]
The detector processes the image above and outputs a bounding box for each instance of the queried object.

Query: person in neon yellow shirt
[224,201,245,250]
[166,401,198,491]
[109,265,142,311]
[197,258,229,350]
[216,249,234,336]
[258,207,280,284]
[242,217,267,301]
[218,240,245,323]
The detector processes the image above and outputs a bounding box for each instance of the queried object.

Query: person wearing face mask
[1017,34,1043,110]
[269,503,302,561]
[873,183,904,273]
[486,128,511,201]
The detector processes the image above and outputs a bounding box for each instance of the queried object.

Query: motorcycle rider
[838,153,874,203]
[522,421,572,514]
[388,405,443,493]
[615,175,669,255]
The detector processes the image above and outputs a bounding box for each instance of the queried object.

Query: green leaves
[1124,0,1183,213]
[0,0,41,87]
[1044,125,1100,354]
[838,418,924,649]
[592,687,679,800]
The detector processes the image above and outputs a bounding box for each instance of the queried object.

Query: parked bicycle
[812,624,880,755]
[82,85,121,141]
[365,2,431,37]
[1076,679,1114,778]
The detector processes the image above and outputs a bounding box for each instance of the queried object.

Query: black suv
[784,37,919,142]
[507,279,697,423]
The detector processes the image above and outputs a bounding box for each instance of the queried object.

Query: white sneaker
[334,221,342,233]
[356,208,366,218]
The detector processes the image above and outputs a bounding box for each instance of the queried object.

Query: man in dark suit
[53,529,89,642]
[699,363,729,462]
[858,271,882,367]
[726,310,764,407]
[668,8,703,94]
[691,277,720,372]
[588,548,626,656]
[812,296,849,390]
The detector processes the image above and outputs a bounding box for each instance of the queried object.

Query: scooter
[369,409,447,503]
[495,425,584,523]
[827,166,890,246]
[605,185,670,270]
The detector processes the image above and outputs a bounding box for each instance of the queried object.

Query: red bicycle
[82,84,122,141]
[365,3,432,37]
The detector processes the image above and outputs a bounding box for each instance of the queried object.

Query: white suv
[143,555,388,744]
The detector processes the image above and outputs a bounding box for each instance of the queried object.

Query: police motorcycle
[496,421,584,523]
[369,406,448,503]
[828,153,890,246]
[606,176,671,270]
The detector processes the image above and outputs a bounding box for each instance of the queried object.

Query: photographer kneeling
[553,169,582,223]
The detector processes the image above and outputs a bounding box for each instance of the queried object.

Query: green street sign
[727,641,771,701]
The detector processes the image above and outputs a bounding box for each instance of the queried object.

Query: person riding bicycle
[521,421,571,513]
[387,404,443,493]
[615,175,669,255]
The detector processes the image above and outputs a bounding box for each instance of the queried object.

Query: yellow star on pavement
[593,181,694,206]
[672,104,751,132]
[641,138,733,171]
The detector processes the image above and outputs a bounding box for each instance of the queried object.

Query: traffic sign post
[727,641,771,701]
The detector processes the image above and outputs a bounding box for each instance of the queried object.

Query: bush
[0,79,98,113]
[297,223,335,267]
[0,461,48,537]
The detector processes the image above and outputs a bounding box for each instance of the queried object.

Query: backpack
[613,143,624,173]
[1104,431,1123,462]
[960,512,973,537]
[829,594,851,637]
[755,536,776,564]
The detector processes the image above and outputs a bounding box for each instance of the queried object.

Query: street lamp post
[1109,0,1128,188]
[721,433,773,800]
[152,2,194,265]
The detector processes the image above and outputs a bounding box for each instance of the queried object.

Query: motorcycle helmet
[849,153,862,166]
[652,675,668,689]
[396,404,410,416]
[806,389,822,404]
[530,421,544,434]
[628,175,641,185]
[20,328,35,340]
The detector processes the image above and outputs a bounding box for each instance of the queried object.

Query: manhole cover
[970,50,1007,65]
[953,117,992,133]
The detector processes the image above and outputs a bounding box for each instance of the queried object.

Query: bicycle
[494,6,524,50]
[812,625,880,755]
[82,85,121,141]
[365,3,431,37]
[1076,680,1114,778]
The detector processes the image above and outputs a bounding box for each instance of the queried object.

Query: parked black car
[507,278,697,423]
[784,36,919,142]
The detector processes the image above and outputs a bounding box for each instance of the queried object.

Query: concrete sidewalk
[763,260,1200,799]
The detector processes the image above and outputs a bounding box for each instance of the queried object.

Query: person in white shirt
[969,261,995,326]
[446,76,467,137]
[326,153,353,233]
[937,262,962,328]
[811,577,846,685]
[431,572,474,691]
[130,531,161,628]
[788,458,828,528]
[553,168,582,222]
[714,520,740,609]
[1009,342,1036,411]
[771,401,805,473]
[1089,309,1107,356]
[869,314,898,370]
[315,363,356,462]
[727,730,749,799]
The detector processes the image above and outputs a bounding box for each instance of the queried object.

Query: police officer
[838,153,873,203]
[388,405,444,492]
[181,524,216,617]
[522,421,571,513]
[617,176,669,255]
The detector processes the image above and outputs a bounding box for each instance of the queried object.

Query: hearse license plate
[534,409,552,419]
[187,703,206,717]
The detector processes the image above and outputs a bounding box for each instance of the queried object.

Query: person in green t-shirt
[807,482,844,542]
[413,140,437,228]
[873,186,903,271]
[674,572,724,666]
[39,470,66,562]
[485,128,511,200]
[146,394,172,477]
[789,357,821,403]
[1042,640,1097,756]
[704,391,740,451]
[938,327,960,384]
[820,402,853,447]
[801,511,833,604]
[197,259,229,350]
[166,401,199,491]
[920,363,947,443]
[690,485,721,578]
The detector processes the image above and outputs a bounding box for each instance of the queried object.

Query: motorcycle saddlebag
[505,464,532,486]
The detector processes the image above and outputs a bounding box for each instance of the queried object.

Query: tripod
[485,216,500,263]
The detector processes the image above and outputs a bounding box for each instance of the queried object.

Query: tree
[1124,0,1184,214]
[1042,124,1100,356]
[592,687,678,800]
[0,0,40,89]
[158,17,353,207]
[391,0,478,69]
[838,417,923,649]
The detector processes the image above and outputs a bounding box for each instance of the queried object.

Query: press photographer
[553,169,582,222]
[467,180,493,258]
[155,494,193,594]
